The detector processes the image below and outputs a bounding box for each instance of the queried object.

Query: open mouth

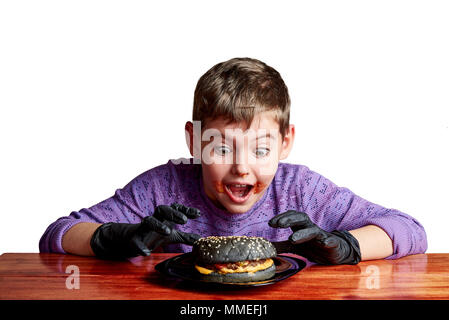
[224,183,254,203]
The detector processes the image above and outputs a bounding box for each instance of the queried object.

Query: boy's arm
[62,204,201,259]
[270,211,391,264]
[349,225,393,261]
[39,170,155,254]
[61,222,101,256]
[298,166,427,260]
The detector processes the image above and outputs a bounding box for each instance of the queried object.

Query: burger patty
[215,259,270,270]
[195,258,274,275]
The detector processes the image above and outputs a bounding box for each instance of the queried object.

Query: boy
[40,57,427,264]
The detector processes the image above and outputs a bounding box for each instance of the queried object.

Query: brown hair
[193,57,291,137]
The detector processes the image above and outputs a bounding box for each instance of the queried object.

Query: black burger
[191,236,277,283]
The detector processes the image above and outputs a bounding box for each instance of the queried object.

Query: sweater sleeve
[299,166,428,259]
[39,170,157,254]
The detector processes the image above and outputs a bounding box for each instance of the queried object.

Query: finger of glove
[269,210,299,227]
[269,211,314,229]
[130,237,151,256]
[289,226,322,245]
[169,230,202,245]
[272,240,294,254]
[141,229,201,250]
[153,205,188,224]
[140,216,172,235]
[146,236,166,252]
[320,234,342,250]
[170,203,201,219]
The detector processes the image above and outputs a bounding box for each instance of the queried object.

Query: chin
[221,201,254,214]
[225,207,248,214]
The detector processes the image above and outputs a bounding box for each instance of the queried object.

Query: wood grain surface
[1,253,448,300]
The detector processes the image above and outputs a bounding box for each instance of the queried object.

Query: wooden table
[1,253,448,300]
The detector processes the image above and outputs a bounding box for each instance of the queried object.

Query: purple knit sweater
[39,158,427,259]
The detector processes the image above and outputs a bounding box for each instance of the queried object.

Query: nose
[231,138,249,177]
[232,164,249,177]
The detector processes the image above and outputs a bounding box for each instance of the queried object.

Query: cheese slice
[195,258,274,275]
[194,264,215,275]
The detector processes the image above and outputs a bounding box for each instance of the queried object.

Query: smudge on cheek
[253,182,267,194]
[214,181,225,193]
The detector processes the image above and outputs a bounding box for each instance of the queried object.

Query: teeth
[230,184,250,188]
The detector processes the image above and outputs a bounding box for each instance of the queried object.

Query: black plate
[155,253,306,288]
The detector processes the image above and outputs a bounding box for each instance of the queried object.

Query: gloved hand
[90,203,201,260]
[269,210,361,265]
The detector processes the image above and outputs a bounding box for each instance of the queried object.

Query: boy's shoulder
[276,161,310,177]
[143,157,199,172]
[166,157,201,172]
[146,158,201,180]
[128,158,199,184]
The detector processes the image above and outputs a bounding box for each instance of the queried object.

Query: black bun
[192,236,277,265]
[199,263,276,283]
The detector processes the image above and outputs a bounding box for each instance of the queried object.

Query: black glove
[269,210,361,265]
[90,203,201,260]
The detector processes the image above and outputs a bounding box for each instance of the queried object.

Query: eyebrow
[252,132,276,141]
[218,131,276,142]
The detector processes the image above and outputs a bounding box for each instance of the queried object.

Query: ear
[279,124,295,160]
[185,121,194,156]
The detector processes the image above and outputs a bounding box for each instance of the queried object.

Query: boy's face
[185,111,295,214]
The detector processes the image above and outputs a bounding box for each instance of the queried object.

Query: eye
[255,148,270,157]
[214,145,231,156]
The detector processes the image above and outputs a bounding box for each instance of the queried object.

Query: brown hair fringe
[193,57,291,137]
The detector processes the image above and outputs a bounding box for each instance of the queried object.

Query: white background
[0,1,448,255]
